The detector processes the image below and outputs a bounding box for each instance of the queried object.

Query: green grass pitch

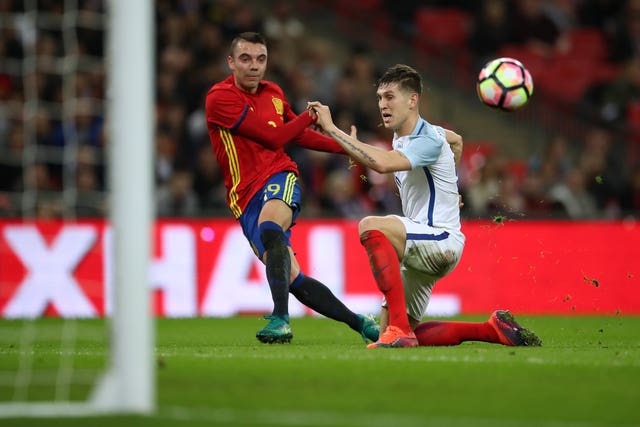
[1,315,639,427]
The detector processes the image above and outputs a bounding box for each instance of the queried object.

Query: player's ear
[409,93,418,109]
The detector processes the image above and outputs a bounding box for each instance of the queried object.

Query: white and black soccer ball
[476,57,534,111]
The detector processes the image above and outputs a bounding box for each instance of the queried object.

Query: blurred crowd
[0,0,639,220]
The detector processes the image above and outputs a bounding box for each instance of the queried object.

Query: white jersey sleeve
[396,125,444,169]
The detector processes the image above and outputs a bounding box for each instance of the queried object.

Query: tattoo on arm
[329,130,377,165]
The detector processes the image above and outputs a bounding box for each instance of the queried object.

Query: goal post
[0,0,155,417]
[93,0,155,414]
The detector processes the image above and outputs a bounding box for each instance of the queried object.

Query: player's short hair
[229,32,267,57]
[377,64,422,95]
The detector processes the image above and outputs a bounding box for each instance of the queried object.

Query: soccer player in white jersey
[309,64,541,348]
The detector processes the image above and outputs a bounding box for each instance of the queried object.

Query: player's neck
[395,113,420,137]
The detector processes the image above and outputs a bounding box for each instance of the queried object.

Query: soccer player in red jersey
[205,32,379,344]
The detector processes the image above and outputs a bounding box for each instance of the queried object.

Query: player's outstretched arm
[234,109,315,150]
[308,101,411,173]
[205,90,316,151]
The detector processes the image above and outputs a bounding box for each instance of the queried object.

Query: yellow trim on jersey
[284,172,296,205]
[219,128,242,218]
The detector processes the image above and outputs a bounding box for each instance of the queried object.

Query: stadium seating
[560,28,609,62]
[498,41,620,108]
[414,7,471,67]
[334,0,390,46]
[506,159,529,183]
[540,57,620,107]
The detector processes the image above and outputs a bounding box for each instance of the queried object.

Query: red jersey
[205,75,343,218]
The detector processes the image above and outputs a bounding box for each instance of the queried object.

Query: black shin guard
[290,274,361,332]
[260,223,290,317]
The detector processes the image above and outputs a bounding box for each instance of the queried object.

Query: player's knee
[358,216,380,236]
[259,221,286,250]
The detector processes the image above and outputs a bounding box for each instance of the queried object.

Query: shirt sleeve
[293,129,346,154]
[205,87,248,130]
[206,86,315,150]
[396,124,444,168]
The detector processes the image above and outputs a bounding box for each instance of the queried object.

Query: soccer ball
[476,57,533,111]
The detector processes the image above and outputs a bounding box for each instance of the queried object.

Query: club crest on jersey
[272,97,283,115]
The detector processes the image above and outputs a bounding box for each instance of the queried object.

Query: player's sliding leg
[414,310,542,346]
[289,274,379,342]
[360,230,417,348]
[256,221,293,344]
[414,320,501,345]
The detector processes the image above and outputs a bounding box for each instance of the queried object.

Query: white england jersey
[393,117,462,234]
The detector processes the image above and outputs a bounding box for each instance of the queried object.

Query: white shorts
[381,216,465,321]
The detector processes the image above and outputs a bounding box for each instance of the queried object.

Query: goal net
[0,0,154,417]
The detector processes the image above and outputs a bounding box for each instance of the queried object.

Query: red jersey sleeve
[205,87,247,129]
[206,86,315,151]
[294,129,347,154]
[236,109,315,150]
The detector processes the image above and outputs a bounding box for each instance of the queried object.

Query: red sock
[414,320,501,346]
[360,230,411,333]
